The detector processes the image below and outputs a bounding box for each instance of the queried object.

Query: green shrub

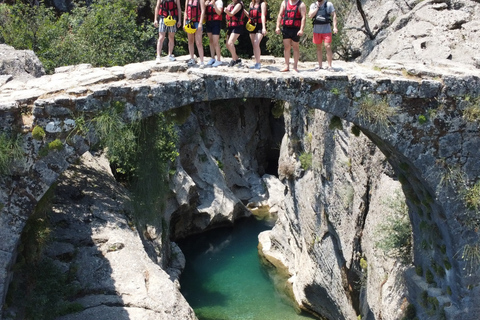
[329,116,343,130]
[0,132,23,175]
[360,257,368,271]
[48,139,63,150]
[415,265,423,276]
[38,146,49,157]
[330,88,340,95]
[32,126,46,140]
[351,125,361,136]
[420,290,428,307]
[0,0,155,73]
[418,115,427,124]
[271,101,284,119]
[425,269,435,284]
[444,259,451,270]
[402,303,416,320]
[299,152,312,171]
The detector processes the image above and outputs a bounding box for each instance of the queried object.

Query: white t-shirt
[310,1,334,34]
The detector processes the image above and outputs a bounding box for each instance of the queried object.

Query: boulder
[0,44,45,80]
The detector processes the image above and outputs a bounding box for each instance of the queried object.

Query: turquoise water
[178,217,317,320]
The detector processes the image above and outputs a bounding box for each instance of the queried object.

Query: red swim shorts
[313,33,332,44]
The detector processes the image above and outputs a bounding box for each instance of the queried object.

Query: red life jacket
[226,2,244,27]
[159,0,179,18]
[187,0,200,22]
[249,3,262,25]
[206,1,222,21]
[282,0,302,28]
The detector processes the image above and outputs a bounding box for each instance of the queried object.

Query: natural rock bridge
[1,57,480,317]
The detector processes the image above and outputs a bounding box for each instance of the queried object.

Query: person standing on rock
[154,0,183,63]
[224,0,245,67]
[308,0,337,71]
[205,0,224,67]
[245,0,267,69]
[275,0,306,73]
[184,0,206,68]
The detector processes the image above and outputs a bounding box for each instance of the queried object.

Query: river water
[178,216,317,320]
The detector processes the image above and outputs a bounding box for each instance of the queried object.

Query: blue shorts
[206,20,222,35]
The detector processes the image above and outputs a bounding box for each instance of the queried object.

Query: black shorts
[228,25,244,35]
[282,27,300,42]
[249,23,264,34]
[206,20,222,35]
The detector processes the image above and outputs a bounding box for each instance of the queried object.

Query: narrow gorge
[4,97,408,320]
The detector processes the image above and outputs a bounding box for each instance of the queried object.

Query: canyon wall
[259,104,410,320]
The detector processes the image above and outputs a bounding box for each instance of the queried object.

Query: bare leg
[167,32,175,56]
[292,41,300,71]
[316,42,324,69]
[207,32,215,58]
[157,32,166,56]
[251,33,264,64]
[227,33,241,60]
[212,34,221,61]
[325,42,333,68]
[187,33,195,59]
[195,30,204,63]
[282,39,291,71]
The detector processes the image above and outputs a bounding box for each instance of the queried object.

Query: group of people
[154,0,337,72]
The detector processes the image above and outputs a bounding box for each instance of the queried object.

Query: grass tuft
[356,95,396,128]
[0,132,23,175]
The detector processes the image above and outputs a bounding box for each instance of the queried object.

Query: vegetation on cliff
[0,0,355,73]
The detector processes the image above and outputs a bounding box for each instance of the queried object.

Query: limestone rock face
[167,100,284,239]
[3,152,196,320]
[259,107,408,320]
[345,0,480,66]
[0,44,45,80]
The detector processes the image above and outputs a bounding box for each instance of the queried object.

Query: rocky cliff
[259,105,410,320]
[3,152,197,320]
[344,0,480,67]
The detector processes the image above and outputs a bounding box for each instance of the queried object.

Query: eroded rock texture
[345,0,480,67]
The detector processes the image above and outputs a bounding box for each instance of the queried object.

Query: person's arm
[275,1,285,34]
[261,2,267,34]
[198,0,206,29]
[331,10,337,34]
[183,0,188,25]
[298,2,306,36]
[224,4,232,16]
[176,0,183,27]
[308,3,318,19]
[243,4,250,17]
[214,0,223,15]
[154,0,162,27]
[230,3,243,15]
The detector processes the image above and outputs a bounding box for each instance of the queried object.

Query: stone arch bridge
[1,58,479,317]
